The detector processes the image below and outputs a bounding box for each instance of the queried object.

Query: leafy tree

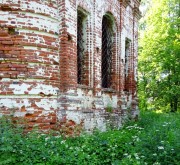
[138,0,180,112]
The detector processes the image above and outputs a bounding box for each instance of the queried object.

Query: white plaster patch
[0,99,31,108]
[65,0,76,35]
[112,95,118,107]
[0,0,19,4]
[0,11,58,33]
[18,29,58,38]
[29,84,59,95]
[14,112,26,117]
[26,108,34,114]
[35,99,57,111]
[66,111,82,124]
[36,68,45,76]
[1,78,44,82]
[95,117,106,131]
[101,94,118,108]
[9,83,31,95]
[20,1,58,19]
[48,54,59,63]
[102,95,112,107]
[127,94,132,108]
[77,88,94,109]
[84,117,96,131]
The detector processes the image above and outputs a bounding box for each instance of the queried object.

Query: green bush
[0,112,179,165]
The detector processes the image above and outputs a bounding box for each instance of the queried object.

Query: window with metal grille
[101,15,114,88]
[124,38,131,91]
[77,10,86,84]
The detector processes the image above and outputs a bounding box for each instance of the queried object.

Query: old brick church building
[0,0,141,131]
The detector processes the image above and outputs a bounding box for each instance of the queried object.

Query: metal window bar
[125,40,129,78]
[101,16,113,88]
[124,39,130,91]
[77,11,85,84]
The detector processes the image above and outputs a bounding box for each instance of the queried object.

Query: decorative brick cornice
[120,0,131,8]
[133,6,142,20]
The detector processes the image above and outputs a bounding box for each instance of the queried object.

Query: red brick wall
[0,0,60,130]
[0,0,141,132]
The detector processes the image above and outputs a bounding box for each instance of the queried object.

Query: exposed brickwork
[0,0,141,132]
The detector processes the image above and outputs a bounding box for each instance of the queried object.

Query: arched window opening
[101,15,114,88]
[77,10,86,84]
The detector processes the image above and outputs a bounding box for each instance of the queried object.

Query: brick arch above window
[102,12,118,31]
[101,9,120,30]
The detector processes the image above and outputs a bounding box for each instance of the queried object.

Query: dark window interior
[101,15,113,88]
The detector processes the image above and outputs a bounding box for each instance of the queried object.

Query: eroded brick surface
[0,0,141,132]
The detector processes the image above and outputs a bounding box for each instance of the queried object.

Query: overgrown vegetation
[0,112,179,165]
[138,0,180,112]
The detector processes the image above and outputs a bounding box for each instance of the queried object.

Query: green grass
[0,111,180,165]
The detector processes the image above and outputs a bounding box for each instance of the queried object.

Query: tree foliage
[138,0,180,112]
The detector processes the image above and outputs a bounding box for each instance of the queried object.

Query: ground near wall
[0,111,179,165]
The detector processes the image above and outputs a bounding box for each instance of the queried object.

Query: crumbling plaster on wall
[0,0,141,131]
[0,0,60,130]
